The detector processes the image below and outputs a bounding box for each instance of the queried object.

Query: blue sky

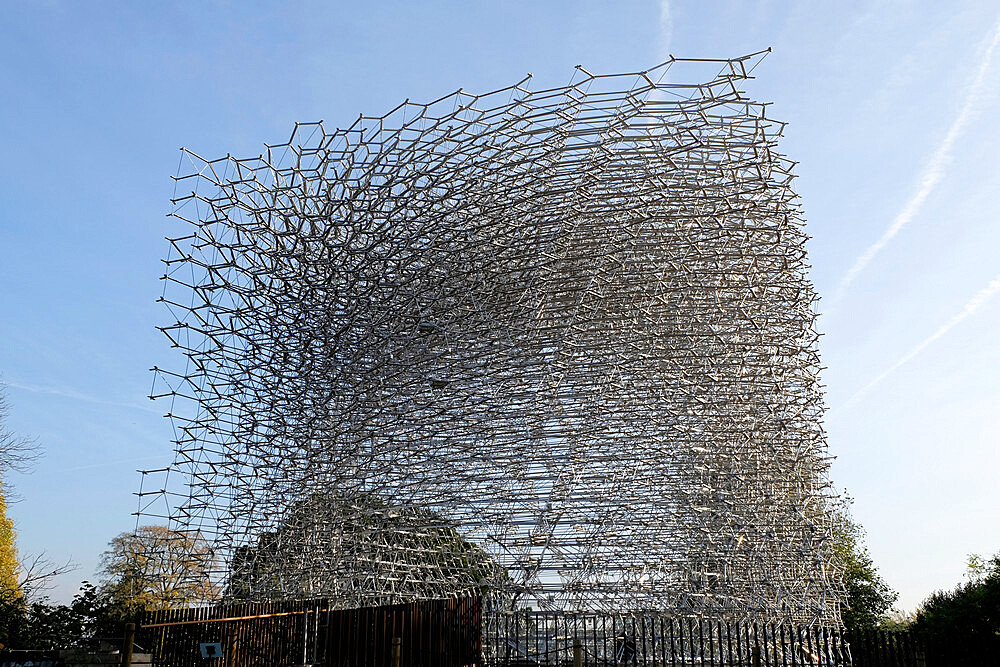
[1,1,998,612]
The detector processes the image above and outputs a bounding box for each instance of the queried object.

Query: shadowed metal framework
[140,53,842,625]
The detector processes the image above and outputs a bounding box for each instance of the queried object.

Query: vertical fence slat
[667,616,676,667]
[768,621,777,667]
[725,621,736,665]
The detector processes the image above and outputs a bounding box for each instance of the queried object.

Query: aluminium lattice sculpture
[142,52,842,625]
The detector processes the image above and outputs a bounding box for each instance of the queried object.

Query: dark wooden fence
[847,626,999,667]
[139,596,480,667]
[141,598,322,666]
[845,629,922,667]
[140,600,997,666]
[324,597,481,666]
[488,612,850,665]
[491,616,999,666]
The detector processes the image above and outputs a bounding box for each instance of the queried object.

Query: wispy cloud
[830,18,1000,308]
[657,0,673,61]
[838,273,1000,410]
[54,455,167,473]
[6,380,160,415]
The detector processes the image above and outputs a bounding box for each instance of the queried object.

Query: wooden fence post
[121,622,135,667]
[391,636,401,667]
[751,645,761,667]
[573,637,582,667]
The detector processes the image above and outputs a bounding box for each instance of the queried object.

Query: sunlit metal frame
[140,53,842,625]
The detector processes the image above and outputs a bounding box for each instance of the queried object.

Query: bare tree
[0,380,73,601]
[13,552,76,601]
[0,380,39,476]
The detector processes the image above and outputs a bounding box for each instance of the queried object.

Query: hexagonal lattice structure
[142,53,842,624]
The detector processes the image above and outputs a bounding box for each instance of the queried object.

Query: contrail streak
[56,454,166,473]
[6,380,161,414]
[830,18,1000,307]
[839,273,1000,410]
[657,0,673,61]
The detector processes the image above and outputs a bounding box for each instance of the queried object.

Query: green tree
[913,551,1000,651]
[831,503,898,631]
[0,581,135,650]
[0,523,216,651]
[99,525,219,614]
